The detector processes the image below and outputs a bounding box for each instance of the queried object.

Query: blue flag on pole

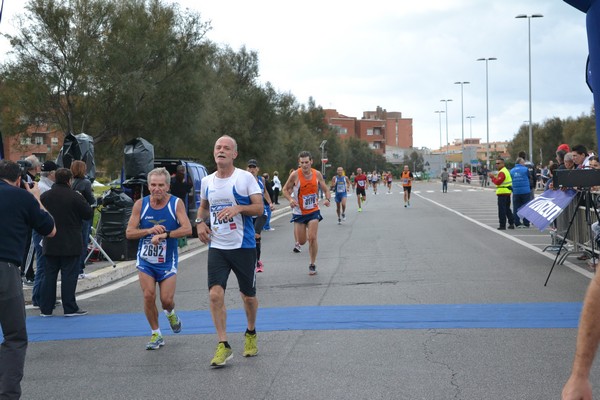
[517,189,577,231]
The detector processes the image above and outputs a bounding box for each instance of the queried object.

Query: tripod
[84,206,116,268]
[545,189,600,286]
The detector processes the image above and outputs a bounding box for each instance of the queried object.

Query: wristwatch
[195,217,205,224]
[165,231,170,239]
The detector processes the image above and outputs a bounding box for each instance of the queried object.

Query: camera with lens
[15,160,34,189]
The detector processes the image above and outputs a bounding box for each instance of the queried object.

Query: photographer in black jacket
[0,160,55,399]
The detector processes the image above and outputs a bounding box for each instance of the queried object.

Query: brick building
[1,125,66,162]
[324,106,413,162]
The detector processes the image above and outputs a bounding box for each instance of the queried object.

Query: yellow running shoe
[210,343,233,367]
[243,333,258,357]
[146,333,164,350]
[166,312,182,333]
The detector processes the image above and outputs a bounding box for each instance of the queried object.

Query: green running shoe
[210,343,233,367]
[166,312,182,333]
[146,333,164,350]
[243,333,258,357]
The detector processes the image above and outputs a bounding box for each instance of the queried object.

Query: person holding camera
[0,160,55,399]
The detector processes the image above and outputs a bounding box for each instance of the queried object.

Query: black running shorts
[207,248,257,296]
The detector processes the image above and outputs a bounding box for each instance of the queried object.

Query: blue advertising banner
[517,189,577,231]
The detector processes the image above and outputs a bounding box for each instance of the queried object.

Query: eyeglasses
[495,162,502,165]
[248,166,257,169]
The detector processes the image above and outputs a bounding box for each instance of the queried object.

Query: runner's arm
[196,199,212,244]
[169,198,192,239]
[316,171,331,206]
[282,171,299,207]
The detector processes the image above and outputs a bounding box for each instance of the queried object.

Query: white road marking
[415,192,594,280]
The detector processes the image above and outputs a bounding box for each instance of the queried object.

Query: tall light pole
[466,116,475,138]
[516,13,543,163]
[319,140,327,178]
[440,99,452,159]
[454,81,470,167]
[477,57,497,168]
[435,110,445,152]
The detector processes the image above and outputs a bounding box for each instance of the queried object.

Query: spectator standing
[272,171,282,205]
[510,158,532,228]
[20,155,42,285]
[39,168,94,317]
[0,160,55,399]
[70,160,96,279]
[564,153,576,170]
[517,151,536,197]
[169,165,192,202]
[556,149,567,170]
[480,165,489,187]
[262,172,274,231]
[545,163,558,191]
[196,135,263,367]
[488,158,514,230]
[440,168,449,193]
[31,161,58,308]
[572,144,591,169]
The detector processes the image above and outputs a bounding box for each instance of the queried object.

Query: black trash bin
[97,188,138,261]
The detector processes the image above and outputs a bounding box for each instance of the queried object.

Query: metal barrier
[544,192,599,264]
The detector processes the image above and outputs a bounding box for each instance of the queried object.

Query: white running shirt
[201,168,261,249]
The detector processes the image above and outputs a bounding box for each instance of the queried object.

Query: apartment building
[1,125,65,162]
[324,106,413,162]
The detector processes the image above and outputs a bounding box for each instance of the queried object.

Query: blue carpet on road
[26,302,582,342]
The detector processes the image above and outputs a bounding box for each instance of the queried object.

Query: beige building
[432,138,510,166]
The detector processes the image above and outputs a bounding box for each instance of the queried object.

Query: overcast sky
[0,1,593,150]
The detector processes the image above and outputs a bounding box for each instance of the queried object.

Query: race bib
[403,178,409,184]
[302,193,318,210]
[336,182,346,193]
[140,238,166,264]
[358,180,365,187]
[210,203,236,232]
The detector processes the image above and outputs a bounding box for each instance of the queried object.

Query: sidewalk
[23,207,290,304]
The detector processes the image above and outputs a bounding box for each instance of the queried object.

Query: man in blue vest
[510,158,532,228]
[126,167,192,350]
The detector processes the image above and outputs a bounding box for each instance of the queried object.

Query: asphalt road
[20,180,597,400]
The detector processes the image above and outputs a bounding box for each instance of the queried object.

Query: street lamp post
[516,13,543,163]
[466,116,475,138]
[440,99,452,159]
[454,81,470,168]
[319,140,327,178]
[477,57,497,168]
[434,110,445,152]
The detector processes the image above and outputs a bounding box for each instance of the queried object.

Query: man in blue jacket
[510,157,532,228]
